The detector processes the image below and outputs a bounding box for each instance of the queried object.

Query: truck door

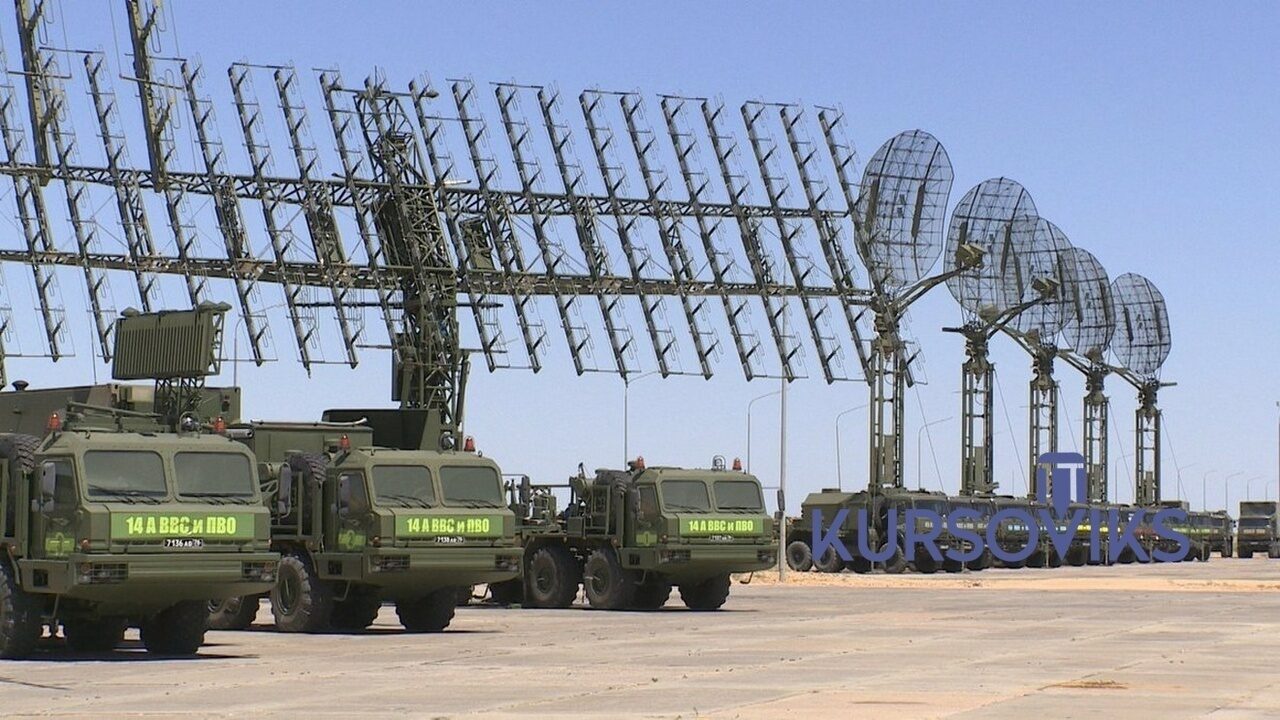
[329,470,371,553]
[634,486,660,547]
[32,458,77,559]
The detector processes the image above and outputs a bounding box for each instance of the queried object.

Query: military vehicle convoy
[1236,501,1279,559]
[488,457,776,611]
[208,420,521,633]
[0,310,278,659]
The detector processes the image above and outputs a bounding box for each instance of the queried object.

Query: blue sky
[4,2,1278,514]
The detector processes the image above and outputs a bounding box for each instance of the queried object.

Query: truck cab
[0,404,276,658]
[1236,501,1279,559]
[218,421,520,633]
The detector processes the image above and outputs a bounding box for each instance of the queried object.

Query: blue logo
[811,452,1191,567]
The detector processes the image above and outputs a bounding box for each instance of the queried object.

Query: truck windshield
[83,450,166,501]
[660,480,711,511]
[174,452,255,501]
[713,480,763,511]
[372,465,436,508]
[439,466,503,508]
[1240,518,1270,528]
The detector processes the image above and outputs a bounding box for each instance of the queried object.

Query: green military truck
[209,420,520,632]
[1236,501,1279,559]
[0,392,276,658]
[490,457,775,611]
[1204,510,1235,558]
[788,488,877,574]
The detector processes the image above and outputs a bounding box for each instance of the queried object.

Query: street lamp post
[916,416,952,491]
[1224,471,1244,514]
[1246,475,1262,501]
[834,403,867,491]
[1202,470,1218,513]
[623,371,660,465]
[745,390,780,475]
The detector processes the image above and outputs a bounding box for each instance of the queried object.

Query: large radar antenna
[1001,217,1080,492]
[839,130,976,493]
[941,178,1054,496]
[1057,247,1117,503]
[1108,273,1172,506]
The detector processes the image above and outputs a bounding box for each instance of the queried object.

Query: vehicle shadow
[15,638,252,662]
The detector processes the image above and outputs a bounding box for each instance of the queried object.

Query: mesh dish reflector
[1059,247,1115,359]
[112,307,222,380]
[854,129,953,291]
[1109,273,1171,377]
[944,177,1039,319]
[1009,217,1078,341]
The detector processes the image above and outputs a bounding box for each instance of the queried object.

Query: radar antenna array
[1108,273,1172,506]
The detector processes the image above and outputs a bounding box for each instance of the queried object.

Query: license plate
[164,538,204,549]
[433,536,464,545]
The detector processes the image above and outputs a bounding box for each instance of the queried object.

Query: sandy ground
[2,558,1279,718]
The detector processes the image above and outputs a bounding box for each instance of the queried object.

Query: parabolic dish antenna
[854,130,953,291]
[1109,273,1171,378]
[944,177,1039,320]
[1059,247,1115,361]
[1009,217,1078,341]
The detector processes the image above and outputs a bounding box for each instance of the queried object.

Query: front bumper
[629,543,776,579]
[318,545,522,596]
[19,551,279,609]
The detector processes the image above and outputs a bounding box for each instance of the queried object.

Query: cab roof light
[339,434,351,452]
[732,457,743,472]
[46,412,61,434]
[463,436,476,453]
[212,416,227,435]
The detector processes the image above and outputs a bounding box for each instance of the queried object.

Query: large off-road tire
[524,545,580,608]
[678,573,731,611]
[64,617,126,652]
[881,539,907,574]
[0,434,39,535]
[812,545,845,573]
[847,557,873,574]
[1066,547,1088,567]
[0,562,39,659]
[140,601,208,655]
[583,548,635,610]
[330,587,382,631]
[785,540,813,572]
[966,549,993,571]
[454,586,476,607]
[942,557,964,573]
[487,579,524,606]
[1048,549,1064,568]
[911,550,939,574]
[208,596,260,630]
[631,579,672,610]
[270,554,333,633]
[395,588,456,632]
[1239,548,1253,559]
[1268,544,1280,560]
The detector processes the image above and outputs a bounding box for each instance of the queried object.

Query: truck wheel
[455,586,476,607]
[911,552,938,574]
[0,562,39,659]
[631,579,672,610]
[63,617,125,652]
[942,557,964,573]
[208,596,260,630]
[966,549,992,571]
[881,540,907,574]
[270,554,333,633]
[1066,547,1087,567]
[1240,548,1253,559]
[1048,549,1063,568]
[812,545,844,573]
[140,601,208,655]
[785,540,813,572]
[395,588,456,632]
[1269,545,1280,560]
[487,579,524,605]
[330,588,382,631]
[525,545,580,608]
[678,574,731,611]
[847,557,873,574]
[583,548,635,610]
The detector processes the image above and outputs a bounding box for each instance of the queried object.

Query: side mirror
[40,462,57,498]
[277,466,293,517]
[337,475,353,517]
